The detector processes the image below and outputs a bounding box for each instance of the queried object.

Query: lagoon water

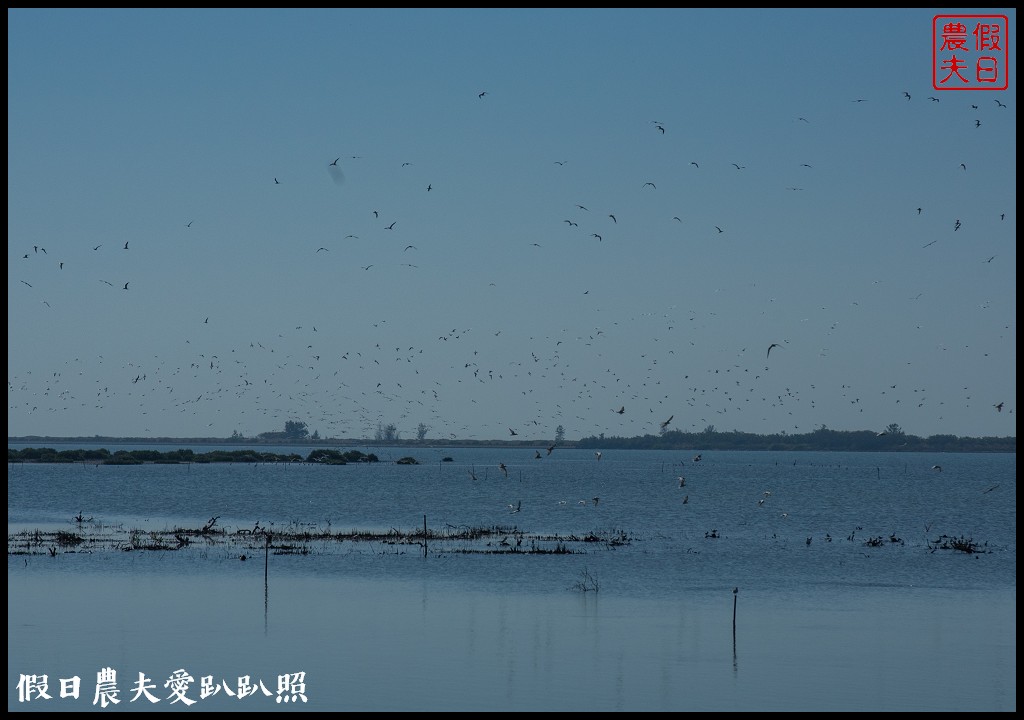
[8,447,1016,711]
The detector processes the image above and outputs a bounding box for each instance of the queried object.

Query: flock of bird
[9,86,1014,442]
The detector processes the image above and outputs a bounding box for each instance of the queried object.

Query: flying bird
[660,415,674,430]
[732,163,745,170]
[995,99,1006,108]
[608,214,617,223]
[643,182,656,189]
[655,124,665,134]
[478,91,488,98]
[123,241,129,250]
[994,402,1004,412]
[903,91,911,100]
[690,162,699,168]
[20,280,32,287]
[274,178,280,184]
[330,157,339,166]
[385,222,396,230]
[767,343,781,358]
[715,226,723,233]
[615,406,625,414]
[123,282,130,290]
[929,96,940,102]
[404,245,417,251]
[509,428,518,436]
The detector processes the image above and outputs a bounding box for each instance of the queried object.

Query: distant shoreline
[8,432,1016,454]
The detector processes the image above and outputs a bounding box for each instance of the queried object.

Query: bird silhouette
[660,415,674,430]
[123,282,129,290]
[903,91,911,100]
[994,402,1004,412]
[615,406,625,414]
[509,428,518,436]
[995,99,1006,108]
[478,91,488,98]
[274,178,280,184]
[643,182,656,189]
[499,462,508,478]
[123,241,129,250]
[330,157,339,166]
[385,222,396,230]
[608,214,617,223]
[767,343,781,358]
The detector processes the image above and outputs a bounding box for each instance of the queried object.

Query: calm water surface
[8,447,1017,711]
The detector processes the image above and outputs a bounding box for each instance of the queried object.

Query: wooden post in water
[732,586,738,637]
[264,532,270,586]
[423,515,428,558]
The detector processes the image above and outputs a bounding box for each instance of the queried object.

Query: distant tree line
[575,424,1015,453]
[8,447,379,465]
[8,421,1014,453]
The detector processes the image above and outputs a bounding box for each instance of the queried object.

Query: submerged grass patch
[7,518,634,558]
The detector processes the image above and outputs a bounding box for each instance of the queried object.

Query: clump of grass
[927,534,989,554]
[55,531,84,547]
[571,566,600,592]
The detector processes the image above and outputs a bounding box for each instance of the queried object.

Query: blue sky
[8,9,1016,441]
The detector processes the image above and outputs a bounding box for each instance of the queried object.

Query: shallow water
[8,448,1017,710]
